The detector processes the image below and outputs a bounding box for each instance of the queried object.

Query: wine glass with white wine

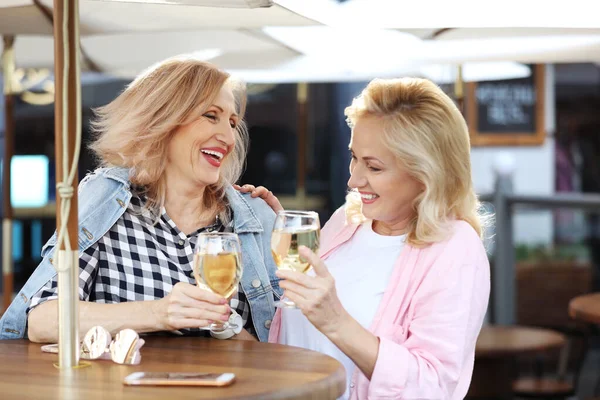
[193,232,243,332]
[271,210,320,308]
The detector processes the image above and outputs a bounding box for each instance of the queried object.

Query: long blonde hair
[90,56,249,224]
[344,78,487,247]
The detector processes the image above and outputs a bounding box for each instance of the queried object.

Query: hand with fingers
[234,184,284,213]
[153,282,231,331]
[276,246,350,337]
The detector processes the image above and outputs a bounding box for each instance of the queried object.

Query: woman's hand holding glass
[193,232,243,332]
[276,246,349,337]
[271,210,320,308]
[236,185,349,333]
[154,281,231,332]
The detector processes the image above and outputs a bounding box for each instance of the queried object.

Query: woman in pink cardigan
[239,78,491,399]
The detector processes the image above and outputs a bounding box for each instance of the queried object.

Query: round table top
[0,337,346,400]
[476,325,565,358]
[569,292,600,324]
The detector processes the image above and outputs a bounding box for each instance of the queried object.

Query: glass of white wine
[271,210,320,308]
[193,232,243,333]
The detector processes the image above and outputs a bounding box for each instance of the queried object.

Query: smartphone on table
[123,372,236,387]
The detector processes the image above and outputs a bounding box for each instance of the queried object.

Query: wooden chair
[513,262,593,399]
[512,326,590,399]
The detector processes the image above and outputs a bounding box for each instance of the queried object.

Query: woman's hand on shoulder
[234,184,283,213]
[152,282,231,331]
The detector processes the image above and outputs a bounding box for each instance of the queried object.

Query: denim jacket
[0,167,282,342]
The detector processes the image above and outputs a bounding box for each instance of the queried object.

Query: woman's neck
[162,172,213,235]
[372,217,411,236]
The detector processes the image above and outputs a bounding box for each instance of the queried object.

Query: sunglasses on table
[41,326,145,365]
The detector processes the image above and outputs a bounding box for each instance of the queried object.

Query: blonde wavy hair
[90,56,249,225]
[344,78,487,247]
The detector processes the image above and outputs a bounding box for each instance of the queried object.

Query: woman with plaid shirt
[0,57,281,343]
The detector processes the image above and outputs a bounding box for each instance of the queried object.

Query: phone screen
[124,372,235,387]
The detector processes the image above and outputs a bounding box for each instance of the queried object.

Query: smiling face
[348,115,423,233]
[166,85,239,188]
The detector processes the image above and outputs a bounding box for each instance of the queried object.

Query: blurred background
[2,0,600,398]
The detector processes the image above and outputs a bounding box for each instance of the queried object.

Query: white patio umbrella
[10,0,600,84]
[1,0,315,35]
[276,0,600,30]
[0,0,315,82]
[262,26,600,69]
[10,29,600,83]
[4,31,300,75]
[419,62,532,85]
[266,1,600,75]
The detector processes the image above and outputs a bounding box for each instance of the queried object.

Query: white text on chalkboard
[476,83,535,126]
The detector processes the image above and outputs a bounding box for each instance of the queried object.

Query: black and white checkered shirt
[28,190,255,337]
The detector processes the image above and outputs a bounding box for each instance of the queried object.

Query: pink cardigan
[268,207,490,399]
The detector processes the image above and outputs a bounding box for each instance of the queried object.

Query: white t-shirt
[278,221,406,399]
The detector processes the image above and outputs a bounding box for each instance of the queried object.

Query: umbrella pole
[296,82,308,209]
[2,35,15,312]
[53,0,81,369]
[454,64,464,114]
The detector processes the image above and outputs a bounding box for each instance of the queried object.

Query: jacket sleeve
[367,235,490,399]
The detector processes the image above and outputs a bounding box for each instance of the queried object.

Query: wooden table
[0,337,346,399]
[467,325,566,400]
[569,293,600,324]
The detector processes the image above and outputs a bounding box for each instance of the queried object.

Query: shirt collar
[102,168,263,234]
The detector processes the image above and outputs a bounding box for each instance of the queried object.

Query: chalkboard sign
[466,64,545,146]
